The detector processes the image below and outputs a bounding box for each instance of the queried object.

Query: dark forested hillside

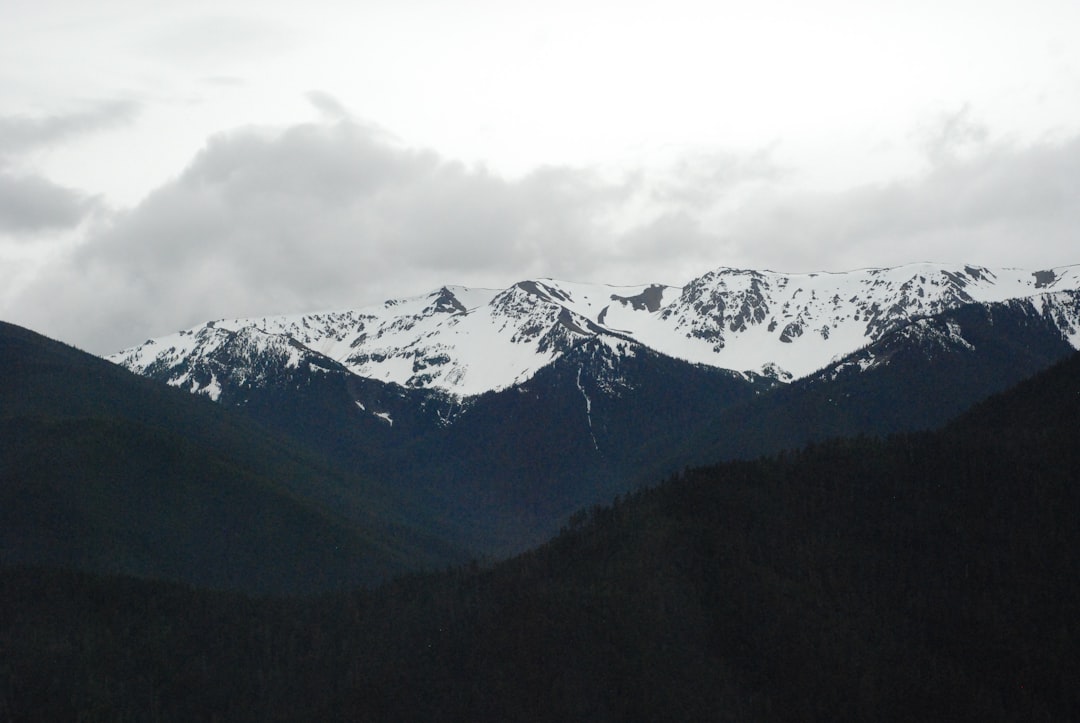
[152,329,772,557]
[384,338,769,555]
[0,321,464,593]
[4,349,1078,721]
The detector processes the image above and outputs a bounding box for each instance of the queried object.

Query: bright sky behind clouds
[2,0,1080,353]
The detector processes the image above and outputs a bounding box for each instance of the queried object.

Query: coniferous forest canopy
[2,314,1079,720]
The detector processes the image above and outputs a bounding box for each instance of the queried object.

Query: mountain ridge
[99,261,1080,555]
[110,262,1080,402]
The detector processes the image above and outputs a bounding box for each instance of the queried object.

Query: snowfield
[110,262,1080,398]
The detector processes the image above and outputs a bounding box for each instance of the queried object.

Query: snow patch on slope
[576,367,599,451]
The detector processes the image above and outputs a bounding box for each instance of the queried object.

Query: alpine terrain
[108,262,1080,553]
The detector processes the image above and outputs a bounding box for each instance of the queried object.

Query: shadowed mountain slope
[0,321,465,594]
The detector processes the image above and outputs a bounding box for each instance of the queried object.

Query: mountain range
[106,262,1080,554]
[111,262,1080,397]
[5,259,1080,719]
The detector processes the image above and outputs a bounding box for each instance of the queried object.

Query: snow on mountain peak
[109,262,1080,398]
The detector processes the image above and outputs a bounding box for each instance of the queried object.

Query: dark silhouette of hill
[3,344,1078,720]
[0,321,464,594]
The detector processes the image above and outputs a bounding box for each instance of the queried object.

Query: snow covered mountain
[111,262,1080,399]
[103,261,1080,555]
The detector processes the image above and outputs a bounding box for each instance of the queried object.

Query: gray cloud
[7,120,638,353]
[0,101,135,234]
[721,134,1080,272]
[306,90,351,121]
[652,147,785,209]
[0,100,138,156]
[0,172,96,233]
[7,116,1080,355]
[915,104,990,167]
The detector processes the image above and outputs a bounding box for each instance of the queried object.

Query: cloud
[719,134,1080,272]
[6,115,1080,355]
[306,90,351,121]
[0,100,138,156]
[914,103,990,167]
[6,120,640,353]
[0,101,135,235]
[0,172,96,234]
[651,146,785,210]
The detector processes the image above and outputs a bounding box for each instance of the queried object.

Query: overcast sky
[3,0,1080,354]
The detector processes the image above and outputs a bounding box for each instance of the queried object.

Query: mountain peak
[426,286,468,315]
[110,262,1080,398]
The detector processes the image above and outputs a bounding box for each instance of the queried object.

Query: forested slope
[0,321,464,594]
[3,351,1078,720]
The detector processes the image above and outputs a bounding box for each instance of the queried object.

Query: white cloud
[5,115,1079,355]
[6,120,641,352]
[0,100,138,156]
[914,104,991,168]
